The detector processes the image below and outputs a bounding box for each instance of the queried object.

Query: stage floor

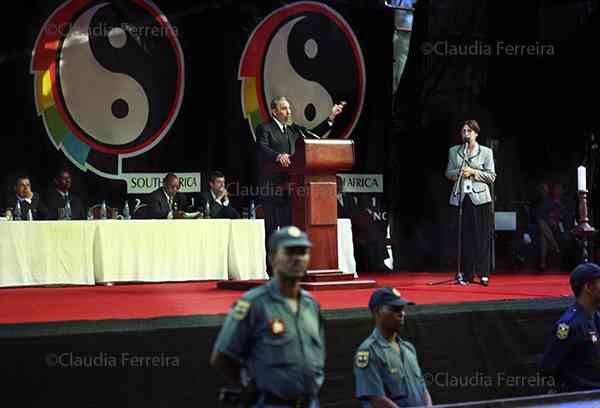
[0,270,573,325]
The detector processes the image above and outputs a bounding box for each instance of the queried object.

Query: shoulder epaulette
[356,335,377,352]
[399,339,416,354]
[557,306,579,324]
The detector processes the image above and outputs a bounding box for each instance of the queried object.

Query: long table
[0,219,267,287]
[0,219,356,288]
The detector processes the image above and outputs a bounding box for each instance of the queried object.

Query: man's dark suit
[147,187,189,219]
[255,119,333,198]
[256,118,332,274]
[8,194,48,220]
[199,191,240,219]
[45,190,84,220]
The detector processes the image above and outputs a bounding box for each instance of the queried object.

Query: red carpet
[0,271,572,325]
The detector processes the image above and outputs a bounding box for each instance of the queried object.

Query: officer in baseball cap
[354,287,432,407]
[269,226,312,249]
[570,262,600,296]
[211,226,324,407]
[368,286,415,311]
[540,262,600,391]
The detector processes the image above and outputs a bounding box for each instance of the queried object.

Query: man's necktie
[283,125,292,151]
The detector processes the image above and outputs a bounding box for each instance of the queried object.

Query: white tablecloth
[0,219,268,287]
[0,221,96,287]
[338,218,357,276]
[228,220,268,280]
[93,219,232,283]
[0,218,360,286]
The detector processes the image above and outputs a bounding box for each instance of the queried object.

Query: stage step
[303,272,357,282]
[216,280,265,291]
[300,279,378,291]
[216,278,378,292]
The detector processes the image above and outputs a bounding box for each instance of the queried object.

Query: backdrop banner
[2,1,391,217]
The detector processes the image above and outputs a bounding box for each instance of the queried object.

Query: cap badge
[288,226,301,237]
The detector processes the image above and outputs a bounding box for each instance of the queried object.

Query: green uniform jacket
[214,279,325,398]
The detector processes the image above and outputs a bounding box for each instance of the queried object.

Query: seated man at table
[6,175,48,220]
[45,169,84,220]
[147,173,189,219]
[199,171,240,219]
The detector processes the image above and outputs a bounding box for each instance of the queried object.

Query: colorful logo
[31,0,184,177]
[239,1,366,140]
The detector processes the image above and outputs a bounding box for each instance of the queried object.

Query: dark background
[0,0,390,211]
[1,0,599,270]
[388,0,600,271]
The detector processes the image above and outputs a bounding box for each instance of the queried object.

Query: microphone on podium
[291,123,320,139]
[462,129,470,154]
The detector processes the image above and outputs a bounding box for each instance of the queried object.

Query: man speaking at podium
[256,96,345,275]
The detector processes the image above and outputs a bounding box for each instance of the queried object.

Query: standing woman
[445,120,496,285]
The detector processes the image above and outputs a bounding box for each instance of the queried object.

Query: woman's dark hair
[461,119,481,134]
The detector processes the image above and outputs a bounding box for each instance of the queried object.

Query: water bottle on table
[100,200,107,220]
[14,201,22,221]
[123,201,131,220]
[65,199,72,220]
[205,201,211,219]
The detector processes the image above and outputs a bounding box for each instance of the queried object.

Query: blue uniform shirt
[354,329,428,407]
[540,303,600,391]
[213,279,325,400]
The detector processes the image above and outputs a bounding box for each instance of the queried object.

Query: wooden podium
[280,137,376,290]
[217,137,377,291]
[287,138,352,272]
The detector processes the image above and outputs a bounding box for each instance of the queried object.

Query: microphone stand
[429,141,470,286]
[489,164,496,275]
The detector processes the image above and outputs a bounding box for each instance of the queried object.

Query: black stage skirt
[460,195,493,280]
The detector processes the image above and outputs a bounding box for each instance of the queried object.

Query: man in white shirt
[200,171,240,219]
[8,175,48,220]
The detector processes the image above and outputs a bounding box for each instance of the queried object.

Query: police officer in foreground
[354,287,432,407]
[540,262,600,391]
[210,226,324,408]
